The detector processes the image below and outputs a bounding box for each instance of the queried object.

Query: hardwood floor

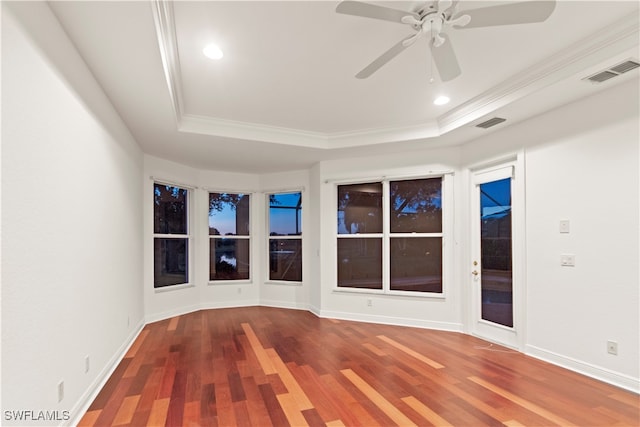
[79,306,639,426]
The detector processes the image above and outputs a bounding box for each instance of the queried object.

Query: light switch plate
[559,220,570,233]
[561,254,575,266]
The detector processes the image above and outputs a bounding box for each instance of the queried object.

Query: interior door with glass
[471,165,519,348]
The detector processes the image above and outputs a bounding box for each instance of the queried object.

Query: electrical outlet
[85,355,90,373]
[58,381,64,402]
[560,254,575,267]
[367,299,372,307]
[607,341,618,355]
[238,287,242,294]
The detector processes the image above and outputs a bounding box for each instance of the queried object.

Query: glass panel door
[479,178,513,327]
[471,164,520,349]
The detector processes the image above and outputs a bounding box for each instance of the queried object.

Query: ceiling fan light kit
[336,0,556,82]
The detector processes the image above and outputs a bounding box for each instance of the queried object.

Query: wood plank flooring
[79,306,639,426]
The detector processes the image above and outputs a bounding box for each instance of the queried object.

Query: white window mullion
[390,232,443,238]
[382,180,390,293]
[155,233,189,239]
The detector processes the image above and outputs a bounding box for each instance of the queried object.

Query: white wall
[462,78,639,390]
[309,163,323,314]
[2,2,144,425]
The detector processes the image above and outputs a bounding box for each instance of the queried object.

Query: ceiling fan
[336,0,556,81]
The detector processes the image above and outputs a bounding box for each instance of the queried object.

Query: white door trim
[468,153,526,351]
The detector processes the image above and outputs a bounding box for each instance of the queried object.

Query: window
[153,183,189,288]
[337,182,383,289]
[389,178,442,293]
[208,193,250,281]
[337,177,444,294]
[268,192,302,282]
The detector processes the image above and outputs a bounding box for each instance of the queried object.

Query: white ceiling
[49,1,639,173]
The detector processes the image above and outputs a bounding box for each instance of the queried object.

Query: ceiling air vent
[610,60,640,74]
[586,70,618,83]
[476,117,506,129]
[584,59,640,84]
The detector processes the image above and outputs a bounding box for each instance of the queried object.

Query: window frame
[266,190,303,285]
[153,181,192,290]
[336,181,384,291]
[208,191,252,284]
[334,174,450,298]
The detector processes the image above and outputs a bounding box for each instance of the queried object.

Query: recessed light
[203,43,223,60]
[433,95,450,106]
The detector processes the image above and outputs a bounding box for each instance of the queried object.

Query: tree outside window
[153,184,189,288]
[209,193,250,281]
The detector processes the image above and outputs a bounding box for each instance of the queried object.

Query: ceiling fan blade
[355,34,414,79]
[430,34,461,82]
[458,1,556,29]
[439,0,453,13]
[451,0,461,14]
[336,1,419,24]
[402,28,424,47]
[401,15,421,26]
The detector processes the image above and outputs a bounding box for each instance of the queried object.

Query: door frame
[468,154,526,351]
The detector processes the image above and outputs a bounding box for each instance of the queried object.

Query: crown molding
[180,114,441,149]
[180,114,328,148]
[438,13,639,133]
[325,121,440,148]
[151,0,183,123]
[152,1,638,149]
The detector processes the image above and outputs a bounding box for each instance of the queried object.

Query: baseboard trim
[260,299,311,311]
[66,319,145,427]
[199,300,261,311]
[318,309,464,333]
[308,304,321,317]
[145,303,203,324]
[145,300,261,324]
[525,344,640,394]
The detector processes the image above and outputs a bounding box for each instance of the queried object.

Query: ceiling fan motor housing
[411,1,468,48]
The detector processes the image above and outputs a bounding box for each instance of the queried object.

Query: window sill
[332,288,446,299]
[265,280,303,286]
[208,280,252,286]
[154,283,195,293]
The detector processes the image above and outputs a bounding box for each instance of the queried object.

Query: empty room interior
[2,0,639,426]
